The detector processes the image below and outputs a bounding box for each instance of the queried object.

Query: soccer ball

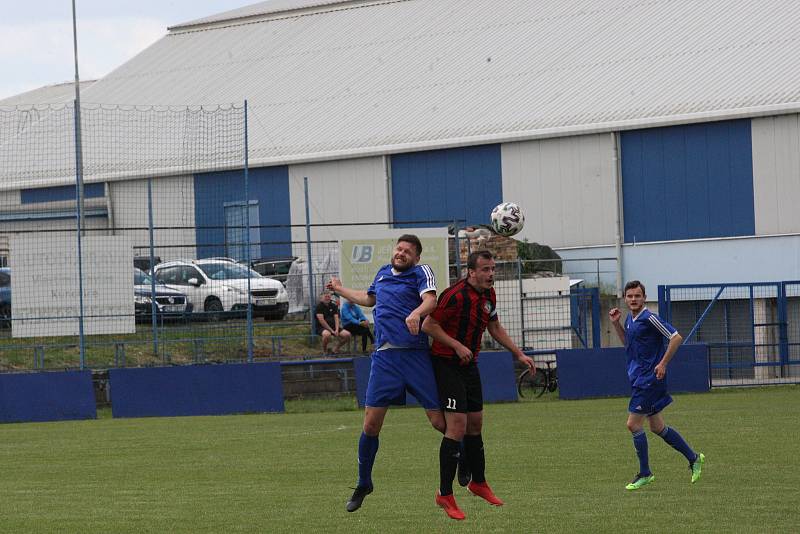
[490,202,525,237]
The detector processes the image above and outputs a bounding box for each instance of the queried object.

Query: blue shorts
[364,348,440,410]
[628,381,672,416]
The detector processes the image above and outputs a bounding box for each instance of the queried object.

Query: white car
[153,258,289,320]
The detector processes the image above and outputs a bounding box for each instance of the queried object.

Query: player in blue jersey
[610,280,705,490]
[327,234,445,512]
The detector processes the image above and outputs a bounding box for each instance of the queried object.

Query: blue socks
[357,432,379,488]
[658,426,697,463]
[632,430,651,476]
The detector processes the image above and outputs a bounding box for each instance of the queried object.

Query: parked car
[134,256,161,273]
[134,268,191,321]
[0,267,10,328]
[245,256,297,285]
[153,258,289,321]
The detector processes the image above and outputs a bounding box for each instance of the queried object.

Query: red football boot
[467,481,504,506]
[435,491,466,520]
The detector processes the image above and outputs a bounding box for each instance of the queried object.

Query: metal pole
[147,177,159,359]
[72,0,86,369]
[452,219,461,282]
[244,101,254,363]
[74,101,86,370]
[518,258,525,349]
[611,132,623,298]
[304,177,316,338]
[71,0,85,233]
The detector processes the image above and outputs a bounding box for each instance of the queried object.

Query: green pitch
[0,387,797,533]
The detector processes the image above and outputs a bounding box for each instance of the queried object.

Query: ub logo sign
[351,245,373,263]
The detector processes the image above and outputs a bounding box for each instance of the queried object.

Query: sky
[0,0,259,100]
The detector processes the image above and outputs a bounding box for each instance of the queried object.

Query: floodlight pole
[72,0,87,368]
[72,0,85,233]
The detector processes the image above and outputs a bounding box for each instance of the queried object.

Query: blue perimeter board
[109,362,285,418]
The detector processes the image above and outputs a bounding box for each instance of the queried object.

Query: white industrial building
[1,0,799,294]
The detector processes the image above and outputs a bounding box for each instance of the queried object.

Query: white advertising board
[10,235,134,337]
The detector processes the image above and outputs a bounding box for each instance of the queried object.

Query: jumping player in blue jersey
[610,280,705,491]
[327,234,445,513]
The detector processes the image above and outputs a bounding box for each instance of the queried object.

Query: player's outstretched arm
[326,277,376,307]
[609,307,626,345]
[421,315,473,364]
[487,321,534,371]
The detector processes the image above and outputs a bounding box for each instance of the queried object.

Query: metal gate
[659,282,800,386]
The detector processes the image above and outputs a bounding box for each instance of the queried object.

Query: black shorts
[431,356,483,413]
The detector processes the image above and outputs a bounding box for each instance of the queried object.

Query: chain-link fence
[659,282,800,386]
[0,103,606,374]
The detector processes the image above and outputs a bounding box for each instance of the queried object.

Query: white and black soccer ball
[490,202,525,237]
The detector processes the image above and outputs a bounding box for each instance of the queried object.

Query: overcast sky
[0,0,258,100]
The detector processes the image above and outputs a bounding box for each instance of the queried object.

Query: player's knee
[341,330,352,339]
[428,412,446,433]
[446,419,466,440]
[363,420,382,436]
[626,420,642,433]
[433,418,447,434]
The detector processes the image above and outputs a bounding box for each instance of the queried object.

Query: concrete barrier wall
[109,362,284,418]
[556,345,710,400]
[0,370,96,423]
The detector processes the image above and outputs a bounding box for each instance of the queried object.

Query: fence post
[658,285,668,321]
[517,258,525,349]
[73,99,86,370]
[304,177,316,341]
[244,100,254,363]
[591,287,601,348]
[147,177,160,360]
[452,219,461,280]
[778,282,789,372]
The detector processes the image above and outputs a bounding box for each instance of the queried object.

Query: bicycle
[517,360,558,398]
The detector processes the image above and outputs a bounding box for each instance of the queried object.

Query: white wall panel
[752,114,800,235]
[559,234,800,295]
[502,133,616,248]
[288,157,389,259]
[110,176,196,262]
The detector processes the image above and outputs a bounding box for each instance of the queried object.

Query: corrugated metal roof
[171,0,372,30]
[7,0,800,174]
[0,80,96,107]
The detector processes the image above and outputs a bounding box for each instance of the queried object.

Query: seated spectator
[315,291,351,354]
[340,297,374,353]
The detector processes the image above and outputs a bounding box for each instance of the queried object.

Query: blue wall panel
[354,351,517,408]
[0,371,96,423]
[556,345,710,400]
[391,145,502,228]
[621,120,754,242]
[194,167,291,259]
[109,363,285,418]
[21,183,105,204]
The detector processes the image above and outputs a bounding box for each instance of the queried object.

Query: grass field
[0,387,797,533]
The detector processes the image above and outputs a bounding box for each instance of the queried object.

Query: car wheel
[204,298,224,322]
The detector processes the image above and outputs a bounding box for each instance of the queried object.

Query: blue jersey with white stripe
[624,308,677,388]
[368,263,436,349]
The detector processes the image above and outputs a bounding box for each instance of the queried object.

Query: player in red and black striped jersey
[422,250,534,520]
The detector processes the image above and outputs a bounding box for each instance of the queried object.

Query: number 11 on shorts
[446,398,456,410]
